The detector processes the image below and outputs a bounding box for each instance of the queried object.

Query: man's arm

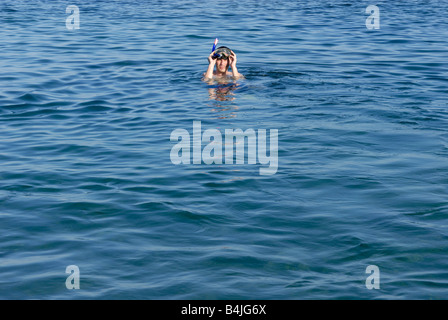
[203,52,216,80]
[231,65,242,78]
[230,51,243,79]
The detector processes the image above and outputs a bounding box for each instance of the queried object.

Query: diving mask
[213,46,232,60]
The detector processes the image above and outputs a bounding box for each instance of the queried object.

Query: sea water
[0,0,447,299]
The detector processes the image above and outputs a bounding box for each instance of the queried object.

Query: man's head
[214,46,232,74]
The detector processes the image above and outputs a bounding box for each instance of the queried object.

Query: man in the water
[203,46,243,80]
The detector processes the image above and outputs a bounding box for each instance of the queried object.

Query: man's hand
[208,51,217,65]
[229,50,237,68]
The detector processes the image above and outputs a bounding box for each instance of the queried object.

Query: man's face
[216,57,229,73]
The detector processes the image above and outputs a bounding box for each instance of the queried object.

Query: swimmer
[203,46,244,81]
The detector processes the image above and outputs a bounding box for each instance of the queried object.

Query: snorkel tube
[212,38,218,54]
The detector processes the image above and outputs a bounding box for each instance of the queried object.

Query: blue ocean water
[1,0,447,299]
